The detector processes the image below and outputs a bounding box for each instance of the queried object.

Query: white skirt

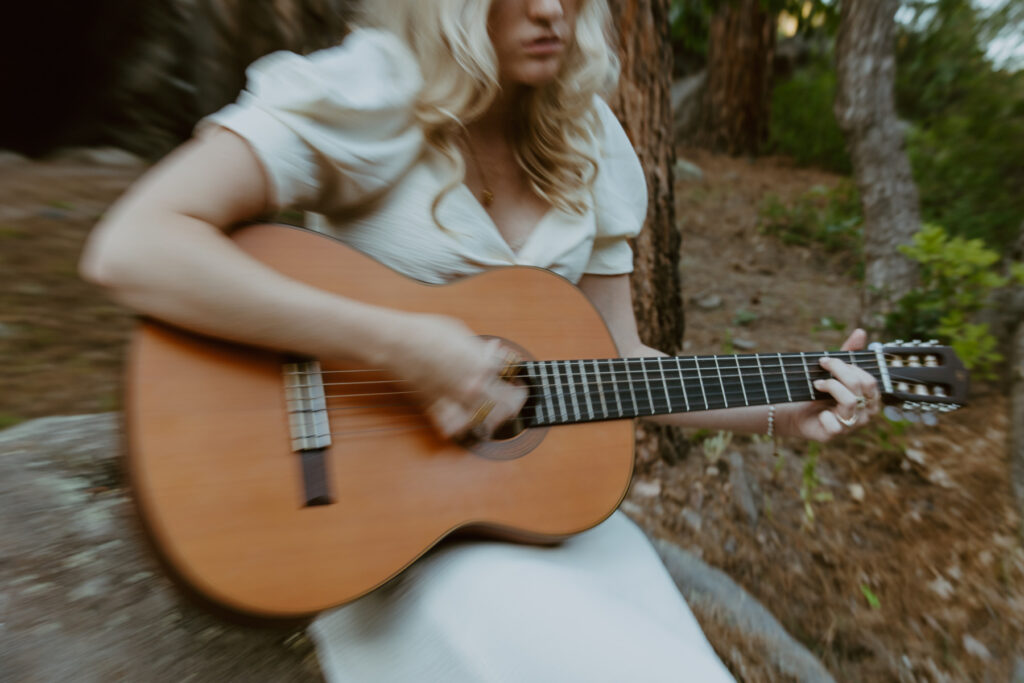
[309,512,733,682]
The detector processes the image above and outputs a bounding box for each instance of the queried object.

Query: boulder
[0,414,321,682]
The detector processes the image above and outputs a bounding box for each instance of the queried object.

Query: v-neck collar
[458,183,558,260]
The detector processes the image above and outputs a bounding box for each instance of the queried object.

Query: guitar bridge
[283,359,333,506]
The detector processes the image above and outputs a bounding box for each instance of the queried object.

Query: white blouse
[198,28,732,683]
[199,28,648,286]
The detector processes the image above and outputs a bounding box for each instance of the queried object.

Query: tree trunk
[698,0,776,155]
[834,0,920,332]
[607,0,686,466]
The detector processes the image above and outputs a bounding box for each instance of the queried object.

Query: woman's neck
[468,83,530,140]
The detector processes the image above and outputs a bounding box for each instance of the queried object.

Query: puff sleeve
[197,29,425,212]
[583,98,649,275]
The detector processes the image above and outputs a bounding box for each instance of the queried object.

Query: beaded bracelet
[766,405,776,438]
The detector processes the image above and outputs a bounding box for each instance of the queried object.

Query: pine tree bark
[699,0,776,155]
[607,0,686,465]
[834,0,920,331]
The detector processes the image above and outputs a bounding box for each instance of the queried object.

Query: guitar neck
[518,350,884,427]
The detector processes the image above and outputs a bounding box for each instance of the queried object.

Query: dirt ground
[1,148,1019,681]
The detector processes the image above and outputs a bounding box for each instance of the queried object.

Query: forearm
[643,404,775,434]
[81,210,402,365]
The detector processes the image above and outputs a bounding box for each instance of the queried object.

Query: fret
[619,359,639,417]
[799,352,815,398]
[699,357,727,409]
[733,355,749,406]
[777,352,793,402]
[577,359,595,421]
[592,359,609,419]
[656,357,673,413]
[524,363,543,424]
[538,361,559,424]
[693,356,710,410]
[674,357,691,412]
[712,355,729,409]
[640,359,656,415]
[626,359,652,415]
[754,353,772,407]
[609,360,625,418]
[563,361,582,421]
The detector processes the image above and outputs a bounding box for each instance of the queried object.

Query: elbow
[78,217,154,296]
[79,232,130,291]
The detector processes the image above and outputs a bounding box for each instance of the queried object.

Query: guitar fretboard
[518,351,883,427]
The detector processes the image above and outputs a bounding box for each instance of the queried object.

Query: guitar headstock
[872,340,970,421]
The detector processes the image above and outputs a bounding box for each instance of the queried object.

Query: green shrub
[758,182,862,263]
[768,62,852,173]
[885,223,1023,378]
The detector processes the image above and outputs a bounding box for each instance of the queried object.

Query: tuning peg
[921,412,938,426]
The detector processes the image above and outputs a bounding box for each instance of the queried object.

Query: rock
[673,158,704,181]
[927,576,955,600]
[0,414,322,682]
[962,634,991,660]
[652,539,836,682]
[0,150,29,165]
[728,452,760,527]
[732,338,758,351]
[1012,656,1024,683]
[631,479,662,498]
[681,508,703,533]
[927,467,955,488]
[693,293,723,310]
[848,483,865,502]
[905,447,927,466]
[51,147,145,167]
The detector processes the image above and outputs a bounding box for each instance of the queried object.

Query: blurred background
[1,0,1022,681]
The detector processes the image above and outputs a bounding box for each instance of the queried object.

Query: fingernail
[814,380,825,389]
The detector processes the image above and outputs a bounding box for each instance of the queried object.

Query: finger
[427,398,466,439]
[840,328,867,352]
[818,410,843,438]
[819,356,879,405]
[480,381,528,435]
[814,377,859,420]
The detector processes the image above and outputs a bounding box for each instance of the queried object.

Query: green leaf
[860,584,881,610]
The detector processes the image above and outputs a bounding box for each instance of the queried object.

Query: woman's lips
[523,37,563,56]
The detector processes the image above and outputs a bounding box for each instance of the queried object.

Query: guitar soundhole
[467,336,548,461]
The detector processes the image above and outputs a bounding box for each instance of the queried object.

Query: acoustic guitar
[127,223,969,618]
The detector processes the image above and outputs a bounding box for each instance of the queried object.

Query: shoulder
[590,96,647,231]
[241,28,423,116]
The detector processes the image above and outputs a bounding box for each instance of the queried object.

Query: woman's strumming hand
[378,312,527,441]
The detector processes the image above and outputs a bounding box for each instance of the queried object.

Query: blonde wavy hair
[357,0,619,219]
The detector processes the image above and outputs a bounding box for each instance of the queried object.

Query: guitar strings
[293,359,892,392]
[283,349,920,377]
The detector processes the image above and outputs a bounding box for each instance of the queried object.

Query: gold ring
[855,395,868,410]
[467,400,495,430]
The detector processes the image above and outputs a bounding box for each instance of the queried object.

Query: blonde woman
[82,0,878,679]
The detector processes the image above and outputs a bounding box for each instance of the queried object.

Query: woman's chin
[506,61,563,88]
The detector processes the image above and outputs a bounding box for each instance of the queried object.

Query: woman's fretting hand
[776,328,881,441]
[379,312,527,441]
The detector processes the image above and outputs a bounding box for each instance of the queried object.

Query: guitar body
[127,223,634,618]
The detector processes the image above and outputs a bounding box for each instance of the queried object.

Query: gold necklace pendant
[481,189,495,207]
